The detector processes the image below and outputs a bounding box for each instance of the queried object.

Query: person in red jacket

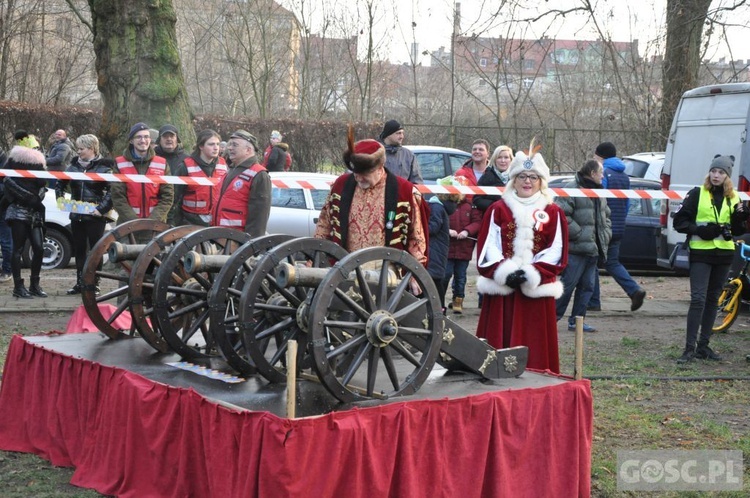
[443,176,483,314]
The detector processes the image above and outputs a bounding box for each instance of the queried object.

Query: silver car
[267,171,338,237]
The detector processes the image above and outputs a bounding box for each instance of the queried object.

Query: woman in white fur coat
[475,145,568,373]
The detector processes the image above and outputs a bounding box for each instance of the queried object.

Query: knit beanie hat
[270,130,282,141]
[128,122,150,141]
[709,154,734,176]
[379,119,403,140]
[6,145,46,171]
[595,141,617,159]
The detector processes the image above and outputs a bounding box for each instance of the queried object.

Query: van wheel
[22,228,73,270]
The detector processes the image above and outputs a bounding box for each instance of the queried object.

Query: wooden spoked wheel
[237,237,348,383]
[81,219,170,339]
[151,227,252,361]
[127,225,203,352]
[208,234,295,376]
[308,247,442,403]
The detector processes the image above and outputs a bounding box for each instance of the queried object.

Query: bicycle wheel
[713,280,742,333]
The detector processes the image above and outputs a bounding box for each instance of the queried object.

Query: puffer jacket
[45,138,75,171]
[55,155,114,221]
[601,156,630,238]
[473,166,507,212]
[447,198,483,260]
[427,196,450,278]
[555,173,612,258]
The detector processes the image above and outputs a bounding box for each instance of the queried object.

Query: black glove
[505,269,527,289]
[733,203,750,221]
[695,223,722,240]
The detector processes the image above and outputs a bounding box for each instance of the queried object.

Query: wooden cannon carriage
[80,219,528,403]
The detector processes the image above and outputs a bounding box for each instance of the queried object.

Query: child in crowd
[427,192,460,313]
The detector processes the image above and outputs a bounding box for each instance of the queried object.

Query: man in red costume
[475,145,568,373]
[315,130,427,268]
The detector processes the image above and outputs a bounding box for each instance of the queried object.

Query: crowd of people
[0,120,736,370]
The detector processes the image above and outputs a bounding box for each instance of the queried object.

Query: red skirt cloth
[477,282,561,374]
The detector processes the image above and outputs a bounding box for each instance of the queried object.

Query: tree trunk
[88,0,193,154]
[659,0,711,147]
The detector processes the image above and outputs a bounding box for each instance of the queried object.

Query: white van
[657,82,750,267]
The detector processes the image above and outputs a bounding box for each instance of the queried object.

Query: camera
[721,224,733,241]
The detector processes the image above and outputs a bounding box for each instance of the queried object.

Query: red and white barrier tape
[0,169,736,200]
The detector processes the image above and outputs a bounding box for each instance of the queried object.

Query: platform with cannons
[0,220,592,497]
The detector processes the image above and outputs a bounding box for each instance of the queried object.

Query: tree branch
[64,0,93,35]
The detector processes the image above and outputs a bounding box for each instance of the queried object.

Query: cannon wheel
[81,219,170,340]
[309,247,443,403]
[238,237,348,383]
[152,227,252,361]
[128,225,204,352]
[209,234,295,376]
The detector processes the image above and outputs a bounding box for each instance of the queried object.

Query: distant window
[478,79,487,86]
[523,78,534,88]
[479,58,487,67]
[523,59,535,70]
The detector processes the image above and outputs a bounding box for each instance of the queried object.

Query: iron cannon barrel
[184,252,232,273]
[275,262,400,289]
[107,242,148,263]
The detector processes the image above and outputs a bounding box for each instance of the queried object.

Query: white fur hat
[507,140,550,183]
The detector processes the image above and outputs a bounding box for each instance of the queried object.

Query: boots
[452,297,463,314]
[67,270,82,295]
[29,277,47,298]
[12,278,33,299]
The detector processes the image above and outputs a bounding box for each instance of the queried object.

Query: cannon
[82,225,528,404]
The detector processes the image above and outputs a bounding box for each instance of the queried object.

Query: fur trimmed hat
[6,145,46,171]
[507,139,550,183]
[709,154,734,176]
[344,139,385,174]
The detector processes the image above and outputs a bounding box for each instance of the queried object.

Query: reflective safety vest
[690,187,738,251]
[116,155,167,218]
[212,163,266,229]
[182,157,227,215]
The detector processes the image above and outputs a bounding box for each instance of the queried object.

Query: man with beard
[315,128,427,272]
[377,119,423,184]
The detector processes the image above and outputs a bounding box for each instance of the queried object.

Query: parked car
[548,176,662,269]
[405,145,471,183]
[622,152,664,181]
[267,171,338,237]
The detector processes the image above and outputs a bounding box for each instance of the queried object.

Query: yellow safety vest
[690,187,738,251]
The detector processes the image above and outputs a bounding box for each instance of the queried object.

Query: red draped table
[0,334,592,497]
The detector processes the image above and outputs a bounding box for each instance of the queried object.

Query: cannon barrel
[275,262,399,289]
[107,241,148,263]
[184,251,233,273]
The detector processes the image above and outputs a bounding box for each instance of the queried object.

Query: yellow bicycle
[713,242,750,333]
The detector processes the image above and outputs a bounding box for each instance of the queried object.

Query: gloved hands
[505,269,527,289]
[694,223,722,240]
[733,202,750,221]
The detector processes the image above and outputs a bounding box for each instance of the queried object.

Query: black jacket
[55,156,114,221]
[473,166,507,212]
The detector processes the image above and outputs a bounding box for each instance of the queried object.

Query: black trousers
[9,220,44,281]
[71,218,107,274]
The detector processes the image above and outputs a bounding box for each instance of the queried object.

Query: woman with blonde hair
[475,145,568,372]
[673,155,748,363]
[55,134,114,294]
[473,145,514,212]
